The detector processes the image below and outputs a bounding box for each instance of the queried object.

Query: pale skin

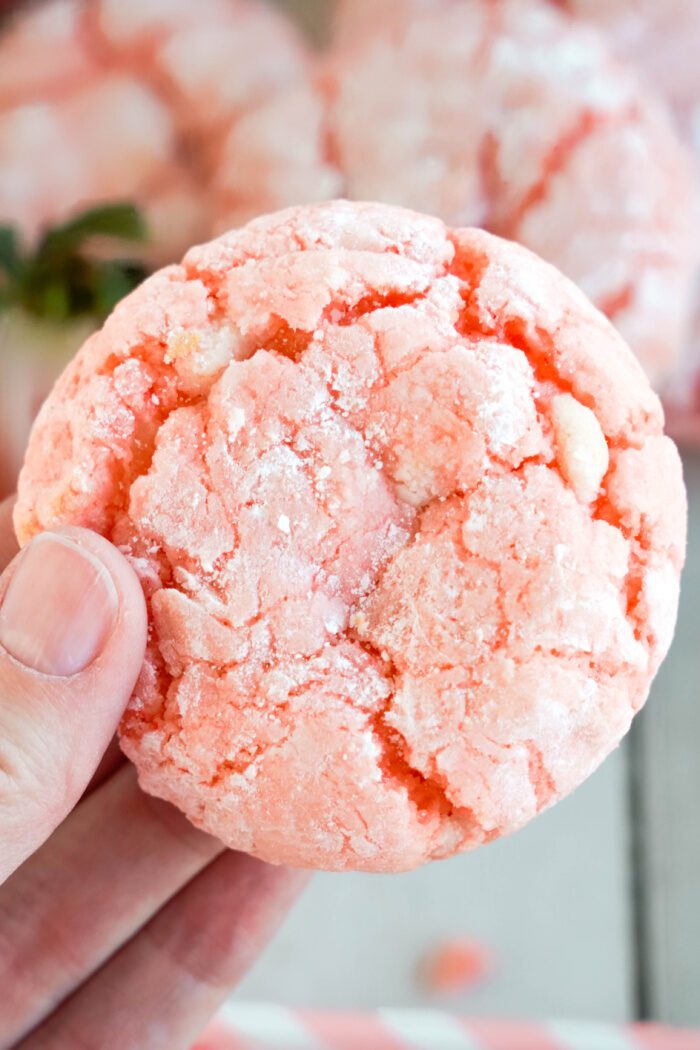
[0,496,308,1050]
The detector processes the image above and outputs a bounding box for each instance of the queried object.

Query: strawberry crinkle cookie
[15,201,686,872]
[561,0,700,123]
[230,0,698,387]
[0,0,310,262]
[560,0,700,416]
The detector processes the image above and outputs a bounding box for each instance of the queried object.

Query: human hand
[0,497,307,1049]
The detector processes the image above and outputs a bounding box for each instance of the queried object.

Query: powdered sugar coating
[15,201,686,871]
[216,0,698,386]
[0,0,308,261]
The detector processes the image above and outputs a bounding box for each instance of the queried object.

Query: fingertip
[0,527,148,878]
[50,526,149,674]
[0,526,147,681]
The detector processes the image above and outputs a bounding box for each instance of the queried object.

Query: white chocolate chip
[165,325,245,394]
[228,406,246,441]
[349,610,368,633]
[551,394,609,503]
[277,514,291,534]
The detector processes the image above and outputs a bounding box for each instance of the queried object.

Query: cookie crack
[348,628,486,847]
[371,705,486,849]
[446,247,660,663]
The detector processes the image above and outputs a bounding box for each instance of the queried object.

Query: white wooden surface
[633,451,700,1026]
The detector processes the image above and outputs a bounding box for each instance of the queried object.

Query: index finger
[0,498,18,573]
[17,853,308,1050]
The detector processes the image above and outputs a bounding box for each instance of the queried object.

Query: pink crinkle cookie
[562,0,700,120]
[560,0,700,404]
[15,201,686,872]
[247,0,697,387]
[0,0,308,262]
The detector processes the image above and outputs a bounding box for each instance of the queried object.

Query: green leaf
[0,203,150,324]
[92,261,146,316]
[0,225,22,281]
[35,281,71,321]
[38,202,148,259]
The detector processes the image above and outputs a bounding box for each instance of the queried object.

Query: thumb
[0,526,147,882]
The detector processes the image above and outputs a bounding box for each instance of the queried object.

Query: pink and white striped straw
[194,1004,700,1050]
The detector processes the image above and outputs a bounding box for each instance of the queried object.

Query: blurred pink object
[418,938,493,995]
[334,0,447,46]
[196,1004,700,1050]
[336,0,700,125]
[0,0,310,265]
[560,0,700,427]
[562,0,700,122]
[301,0,698,388]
